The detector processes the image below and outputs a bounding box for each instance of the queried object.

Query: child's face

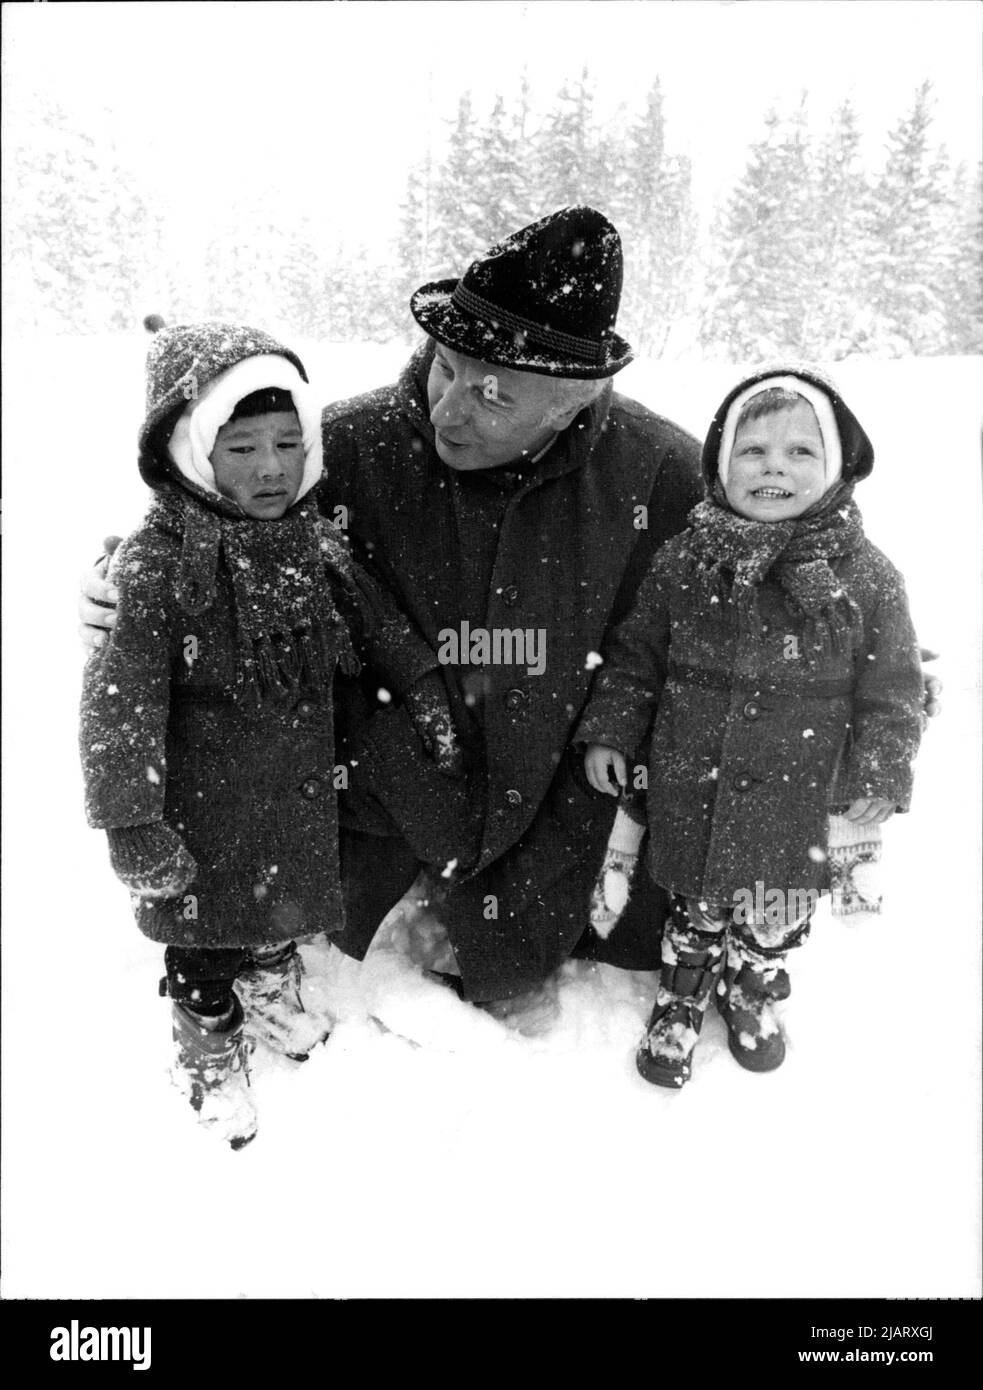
[725,399,827,521]
[210,410,304,519]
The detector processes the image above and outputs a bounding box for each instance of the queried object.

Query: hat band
[450,284,609,365]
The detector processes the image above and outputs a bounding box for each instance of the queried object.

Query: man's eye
[279,441,301,450]
[229,446,254,455]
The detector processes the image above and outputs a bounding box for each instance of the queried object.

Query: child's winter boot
[636,900,726,1089]
[171,996,258,1150]
[715,933,790,1073]
[235,941,333,1061]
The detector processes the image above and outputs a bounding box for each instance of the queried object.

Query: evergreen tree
[699,101,818,359]
[429,93,490,272]
[536,68,615,212]
[615,80,697,357]
[4,96,161,333]
[860,81,952,354]
[807,98,872,357]
[939,162,983,354]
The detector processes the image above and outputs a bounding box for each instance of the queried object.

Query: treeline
[4,75,980,358]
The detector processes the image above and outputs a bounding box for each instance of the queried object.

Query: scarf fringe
[687,494,866,659]
[153,489,360,710]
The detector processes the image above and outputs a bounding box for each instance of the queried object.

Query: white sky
[3,0,981,253]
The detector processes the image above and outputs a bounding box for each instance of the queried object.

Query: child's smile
[725,399,827,522]
[210,410,305,519]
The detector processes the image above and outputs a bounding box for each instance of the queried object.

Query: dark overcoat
[319,340,702,998]
[575,533,923,904]
[80,492,436,949]
[575,364,923,906]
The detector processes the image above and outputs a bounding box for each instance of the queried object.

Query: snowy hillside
[2,338,980,1299]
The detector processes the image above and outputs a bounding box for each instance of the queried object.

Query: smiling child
[578,365,923,1088]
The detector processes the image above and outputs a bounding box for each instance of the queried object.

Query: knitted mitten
[589,803,645,939]
[828,814,883,921]
[107,823,198,898]
[403,671,464,778]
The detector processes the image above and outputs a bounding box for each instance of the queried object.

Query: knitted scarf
[150,489,363,708]
[685,485,866,658]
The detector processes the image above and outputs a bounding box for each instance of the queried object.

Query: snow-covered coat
[575,367,923,906]
[319,339,702,998]
[80,330,438,949]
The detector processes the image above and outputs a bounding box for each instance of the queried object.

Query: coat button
[502,584,519,606]
[301,778,322,799]
[505,788,523,806]
[733,773,754,793]
[505,688,527,711]
[743,700,761,720]
[296,700,316,718]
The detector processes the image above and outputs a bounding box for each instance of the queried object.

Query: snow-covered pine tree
[429,93,492,274]
[936,161,983,356]
[807,99,873,358]
[613,79,697,358]
[699,102,818,360]
[536,68,617,214]
[860,81,953,355]
[4,96,161,334]
[470,91,540,244]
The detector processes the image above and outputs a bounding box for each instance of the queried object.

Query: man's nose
[431,378,471,429]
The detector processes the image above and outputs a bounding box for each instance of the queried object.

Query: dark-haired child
[81,323,456,1146]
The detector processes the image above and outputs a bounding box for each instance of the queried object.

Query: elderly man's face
[427,343,583,471]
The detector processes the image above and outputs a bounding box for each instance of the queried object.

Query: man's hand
[403,672,465,778]
[79,535,123,650]
[843,796,895,826]
[585,744,627,795]
[920,647,942,728]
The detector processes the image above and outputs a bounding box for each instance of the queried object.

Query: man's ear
[546,385,598,433]
[546,398,584,432]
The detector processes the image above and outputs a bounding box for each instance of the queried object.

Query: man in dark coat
[319,207,703,1002]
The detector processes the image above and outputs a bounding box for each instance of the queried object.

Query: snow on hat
[717,375,843,489]
[167,353,323,503]
[410,206,633,379]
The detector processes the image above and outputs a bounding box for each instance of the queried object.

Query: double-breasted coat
[575,365,923,906]
[319,340,703,998]
[575,532,923,904]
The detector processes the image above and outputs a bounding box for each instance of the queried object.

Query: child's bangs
[736,386,804,429]
[229,387,298,422]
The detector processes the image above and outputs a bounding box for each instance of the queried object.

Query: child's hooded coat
[575,365,923,905]
[80,324,437,948]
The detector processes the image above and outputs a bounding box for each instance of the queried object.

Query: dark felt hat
[410,206,633,379]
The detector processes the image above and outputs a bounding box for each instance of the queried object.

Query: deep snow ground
[2,340,980,1299]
